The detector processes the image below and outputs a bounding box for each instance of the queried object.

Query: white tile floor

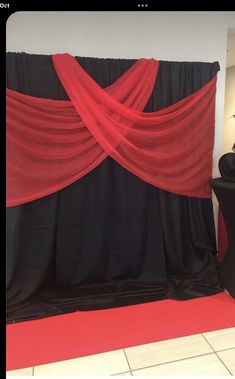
[7,327,235,376]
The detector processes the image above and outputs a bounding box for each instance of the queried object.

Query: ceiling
[226,28,235,68]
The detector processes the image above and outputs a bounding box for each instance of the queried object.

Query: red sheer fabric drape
[6,53,217,207]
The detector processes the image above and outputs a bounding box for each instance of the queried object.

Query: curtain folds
[6,52,222,323]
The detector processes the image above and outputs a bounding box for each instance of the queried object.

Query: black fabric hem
[7,266,223,324]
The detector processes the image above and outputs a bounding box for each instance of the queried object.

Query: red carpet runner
[7,292,235,371]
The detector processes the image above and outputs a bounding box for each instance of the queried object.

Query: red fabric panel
[6,53,217,207]
[217,207,228,263]
[7,57,157,207]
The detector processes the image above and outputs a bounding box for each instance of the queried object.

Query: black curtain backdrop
[6,53,222,323]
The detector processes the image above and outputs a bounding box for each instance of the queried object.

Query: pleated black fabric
[6,52,223,323]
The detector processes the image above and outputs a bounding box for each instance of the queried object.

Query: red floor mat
[6,292,235,371]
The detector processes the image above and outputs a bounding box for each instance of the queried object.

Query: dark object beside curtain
[219,153,235,182]
[6,52,223,323]
[211,178,235,298]
[217,208,228,263]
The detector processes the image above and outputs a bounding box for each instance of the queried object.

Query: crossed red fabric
[6,53,217,207]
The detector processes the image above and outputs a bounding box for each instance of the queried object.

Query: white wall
[6,11,235,237]
[227,31,235,68]
[222,66,235,153]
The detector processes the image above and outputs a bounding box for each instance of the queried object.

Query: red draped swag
[6,53,217,207]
